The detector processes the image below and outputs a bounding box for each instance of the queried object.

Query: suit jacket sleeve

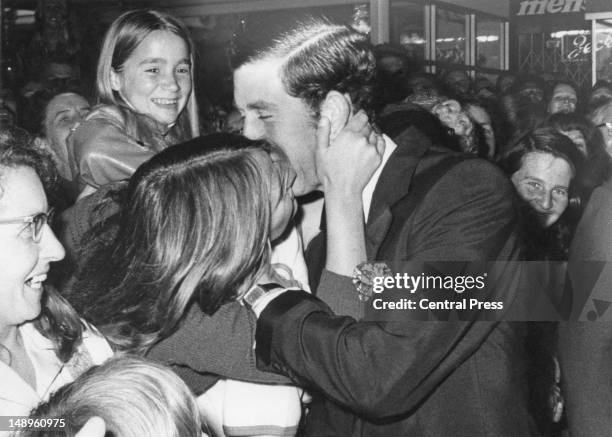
[256,290,497,419]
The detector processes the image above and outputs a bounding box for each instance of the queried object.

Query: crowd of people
[1,7,612,437]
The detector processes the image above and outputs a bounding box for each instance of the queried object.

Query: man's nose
[242,117,265,140]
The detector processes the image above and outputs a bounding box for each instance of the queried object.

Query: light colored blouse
[0,321,112,430]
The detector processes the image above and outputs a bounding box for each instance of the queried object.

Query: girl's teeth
[153,99,177,105]
[26,274,47,289]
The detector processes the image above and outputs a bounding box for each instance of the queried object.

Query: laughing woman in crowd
[67,9,199,198]
[498,128,584,435]
[498,128,583,260]
[0,129,111,420]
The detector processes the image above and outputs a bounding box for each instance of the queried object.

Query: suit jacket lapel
[366,127,431,259]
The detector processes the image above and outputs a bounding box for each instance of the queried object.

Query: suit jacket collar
[365,126,432,258]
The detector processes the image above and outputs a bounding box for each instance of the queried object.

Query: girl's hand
[316,110,385,198]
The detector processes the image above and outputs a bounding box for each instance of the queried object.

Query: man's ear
[110,68,122,91]
[320,91,351,139]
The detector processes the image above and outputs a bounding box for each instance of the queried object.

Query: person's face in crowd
[0,166,65,329]
[548,84,578,115]
[588,85,612,107]
[593,106,612,157]
[406,76,440,110]
[444,71,470,96]
[511,152,573,228]
[466,104,495,154]
[559,129,587,156]
[110,30,192,127]
[432,99,473,137]
[517,81,545,104]
[378,55,405,75]
[498,75,516,94]
[407,76,436,95]
[234,59,320,196]
[44,93,90,152]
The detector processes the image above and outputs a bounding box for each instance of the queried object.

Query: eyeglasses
[0,209,54,242]
[596,122,612,135]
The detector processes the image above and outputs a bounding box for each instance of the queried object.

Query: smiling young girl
[67,10,199,198]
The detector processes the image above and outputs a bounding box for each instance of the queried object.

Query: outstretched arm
[255,290,497,419]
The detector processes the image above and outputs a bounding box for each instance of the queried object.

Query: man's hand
[316,110,385,197]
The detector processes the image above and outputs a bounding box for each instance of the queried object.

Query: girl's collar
[116,102,175,135]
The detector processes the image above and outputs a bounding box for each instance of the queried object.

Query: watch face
[242,285,267,306]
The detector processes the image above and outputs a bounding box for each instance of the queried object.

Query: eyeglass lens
[32,212,51,241]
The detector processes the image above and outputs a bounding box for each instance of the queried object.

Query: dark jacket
[255,125,537,436]
[558,176,612,436]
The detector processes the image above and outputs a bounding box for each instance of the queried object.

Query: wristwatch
[352,261,392,302]
[242,283,283,307]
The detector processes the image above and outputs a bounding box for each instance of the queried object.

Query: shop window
[594,19,612,83]
[390,1,425,63]
[476,17,502,69]
[436,7,466,64]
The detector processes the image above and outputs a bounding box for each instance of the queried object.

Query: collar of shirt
[362,134,397,222]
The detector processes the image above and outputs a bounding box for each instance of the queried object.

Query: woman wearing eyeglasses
[0,128,112,422]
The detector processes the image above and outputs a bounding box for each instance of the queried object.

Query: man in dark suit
[234,19,537,436]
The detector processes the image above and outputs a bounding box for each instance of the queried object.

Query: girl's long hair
[78,134,276,353]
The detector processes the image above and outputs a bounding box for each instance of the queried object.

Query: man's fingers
[368,130,378,145]
[316,116,332,151]
[75,417,106,437]
[345,110,369,131]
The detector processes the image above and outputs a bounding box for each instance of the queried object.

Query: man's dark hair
[232,17,377,118]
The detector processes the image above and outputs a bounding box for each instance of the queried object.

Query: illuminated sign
[517,0,585,16]
[567,33,612,60]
